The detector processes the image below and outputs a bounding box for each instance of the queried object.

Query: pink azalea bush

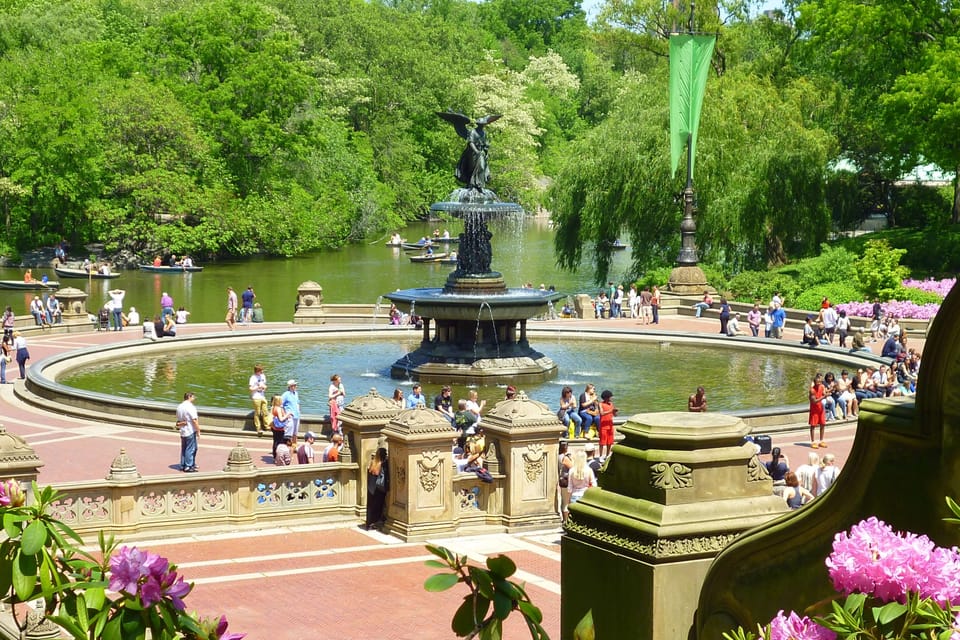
[0,480,245,640]
[726,514,960,640]
[833,277,954,320]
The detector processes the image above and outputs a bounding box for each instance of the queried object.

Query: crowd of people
[763,446,841,509]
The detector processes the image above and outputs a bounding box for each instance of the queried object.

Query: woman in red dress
[808,373,827,449]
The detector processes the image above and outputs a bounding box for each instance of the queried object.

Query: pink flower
[215,614,246,640]
[768,610,836,640]
[108,546,192,610]
[0,479,25,507]
[826,518,960,604]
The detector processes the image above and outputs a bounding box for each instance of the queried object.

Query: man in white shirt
[248,364,268,436]
[176,392,200,472]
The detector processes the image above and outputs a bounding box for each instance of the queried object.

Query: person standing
[160,292,174,322]
[248,364,268,437]
[363,447,389,531]
[718,297,731,335]
[240,286,255,324]
[770,304,786,339]
[2,306,15,338]
[12,331,29,379]
[297,431,317,464]
[598,390,618,459]
[107,288,125,331]
[639,286,654,325]
[269,394,290,459]
[650,285,661,324]
[808,373,827,449]
[0,333,12,384]
[176,392,199,472]
[328,374,346,434]
[225,287,238,330]
[747,303,762,337]
[281,379,301,450]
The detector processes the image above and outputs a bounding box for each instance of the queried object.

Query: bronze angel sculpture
[437,111,503,191]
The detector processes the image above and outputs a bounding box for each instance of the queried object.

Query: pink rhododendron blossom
[108,546,192,610]
[826,518,960,604]
[951,610,960,640]
[903,278,956,298]
[836,301,941,320]
[216,614,246,640]
[0,479,25,507]
[768,610,836,640]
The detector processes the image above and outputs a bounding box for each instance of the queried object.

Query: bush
[792,282,863,313]
[857,239,909,300]
[791,244,860,291]
[891,183,952,228]
[727,271,799,305]
[896,286,944,306]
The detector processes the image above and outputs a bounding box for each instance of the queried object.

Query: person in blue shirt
[406,383,427,408]
[770,305,787,339]
[281,380,301,450]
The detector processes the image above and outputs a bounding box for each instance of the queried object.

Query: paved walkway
[0,313,916,639]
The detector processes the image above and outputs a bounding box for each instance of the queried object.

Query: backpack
[559,454,571,488]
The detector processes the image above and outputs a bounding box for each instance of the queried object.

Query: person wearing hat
[297,431,316,464]
[585,442,603,477]
[281,379,301,451]
[598,390,618,458]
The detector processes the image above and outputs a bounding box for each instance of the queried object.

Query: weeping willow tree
[550,65,838,283]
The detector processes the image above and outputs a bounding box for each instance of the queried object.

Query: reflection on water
[60,338,829,415]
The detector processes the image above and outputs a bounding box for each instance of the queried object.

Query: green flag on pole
[669,34,716,179]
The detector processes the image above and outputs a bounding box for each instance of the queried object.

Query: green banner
[669,34,716,179]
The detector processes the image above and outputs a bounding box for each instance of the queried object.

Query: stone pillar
[292,281,324,324]
[340,389,401,513]
[482,391,566,531]
[0,425,44,501]
[561,412,787,640]
[55,286,91,329]
[380,405,458,541]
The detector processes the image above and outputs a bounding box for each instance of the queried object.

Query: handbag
[374,469,387,493]
[3,355,10,364]
[557,408,567,421]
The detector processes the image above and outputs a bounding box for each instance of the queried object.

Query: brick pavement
[0,313,913,639]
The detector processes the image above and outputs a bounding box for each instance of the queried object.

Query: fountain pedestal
[386,195,563,384]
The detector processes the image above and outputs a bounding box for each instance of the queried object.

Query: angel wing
[475,114,502,126]
[437,111,472,140]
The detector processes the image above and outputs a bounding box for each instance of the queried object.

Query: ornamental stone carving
[565,518,740,560]
[747,455,770,482]
[649,462,693,489]
[522,443,546,483]
[418,451,443,493]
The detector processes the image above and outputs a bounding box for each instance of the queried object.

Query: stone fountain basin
[385,288,565,321]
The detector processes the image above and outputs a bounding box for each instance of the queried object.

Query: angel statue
[437,111,502,191]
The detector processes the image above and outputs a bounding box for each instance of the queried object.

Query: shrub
[791,245,860,291]
[727,271,799,305]
[856,239,909,301]
[792,283,863,313]
[896,286,944,306]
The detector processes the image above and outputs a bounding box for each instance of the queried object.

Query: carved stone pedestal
[561,412,786,640]
[292,281,325,324]
[340,389,402,513]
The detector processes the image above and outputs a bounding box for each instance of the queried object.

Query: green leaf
[875,601,909,625]
[470,567,494,599]
[486,554,516,578]
[452,596,477,637]
[47,614,88,640]
[12,548,38,601]
[518,600,543,624]
[3,512,23,538]
[480,617,502,640]
[492,591,512,620]
[424,572,459,592]
[574,609,595,640]
[424,560,447,569]
[103,613,124,640]
[946,496,960,520]
[843,592,867,615]
[493,578,522,601]
[21,519,47,556]
[425,544,457,566]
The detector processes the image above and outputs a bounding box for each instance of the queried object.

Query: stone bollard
[482,391,566,531]
[561,411,787,640]
[340,389,402,513]
[55,286,91,330]
[380,405,458,541]
[292,281,325,324]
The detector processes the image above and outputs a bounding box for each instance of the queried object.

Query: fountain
[385,111,564,383]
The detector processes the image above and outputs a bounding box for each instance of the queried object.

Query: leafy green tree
[856,238,909,301]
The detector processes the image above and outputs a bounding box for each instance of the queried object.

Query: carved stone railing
[452,471,504,529]
[48,462,359,537]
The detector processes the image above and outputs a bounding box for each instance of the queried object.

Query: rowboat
[54,266,120,280]
[402,241,434,251]
[385,240,406,247]
[409,253,449,263]
[609,240,629,250]
[439,256,459,265]
[0,280,59,290]
[139,264,204,273]
[433,237,459,244]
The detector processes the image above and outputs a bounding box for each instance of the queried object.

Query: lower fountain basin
[385,287,564,321]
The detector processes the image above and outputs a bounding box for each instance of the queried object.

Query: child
[598,390,618,459]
